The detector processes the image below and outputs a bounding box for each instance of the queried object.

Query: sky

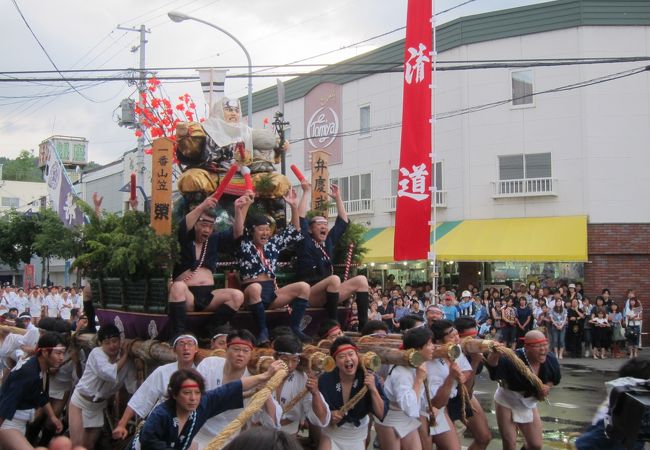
[0,0,547,165]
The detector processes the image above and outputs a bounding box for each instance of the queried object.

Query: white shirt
[259,369,329,434]
[128,361,195,419]
[28,294,42,317]
[426,353,472,399]
[58,295,73,320]
[196,356,250,436]
[384,365,425,419]
[0,325,39,365]
[13,295,29,315]
[42,294,62,318]
[74,347,136,401]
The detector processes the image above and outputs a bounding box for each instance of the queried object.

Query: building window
[1,197,19,208]
[512,70,533,106]
[332,173,372,202]
[498,153,551,180]
[359,105,371,136]
[391,161,443,194]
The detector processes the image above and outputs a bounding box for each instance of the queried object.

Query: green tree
[0,150,42,182]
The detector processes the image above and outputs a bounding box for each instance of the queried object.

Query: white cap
[462,290,472,298]
[568,283,576,288]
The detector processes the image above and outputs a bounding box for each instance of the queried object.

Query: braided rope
[205,364,289,450]
[494,347,546,400]
[281,352,326,414]
[458,383,473,425]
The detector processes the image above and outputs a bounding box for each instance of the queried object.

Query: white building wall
[0,181,47,214]
[253,24,650,227]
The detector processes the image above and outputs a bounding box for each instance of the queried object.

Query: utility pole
[117,24,150,210]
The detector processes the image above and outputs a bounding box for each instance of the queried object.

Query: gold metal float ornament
[461,337,497,354]
[432,342,462,361]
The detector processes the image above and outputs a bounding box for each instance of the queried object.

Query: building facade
[241,0,650,301]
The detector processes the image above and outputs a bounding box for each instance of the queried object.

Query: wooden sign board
[150,138,174,235]
[310,149,331,216]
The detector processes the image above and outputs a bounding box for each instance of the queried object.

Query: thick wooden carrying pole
[316,340,423,368]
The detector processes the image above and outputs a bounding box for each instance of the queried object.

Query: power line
[3,56,649,76]
[10,0,102,103]
[288,65,650,143]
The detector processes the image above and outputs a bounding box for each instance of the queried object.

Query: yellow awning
[363,227,395,263]
[363,216,588,263]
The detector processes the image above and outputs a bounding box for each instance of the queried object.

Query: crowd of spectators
[344,281,643,359]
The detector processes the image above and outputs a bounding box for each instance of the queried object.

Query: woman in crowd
[490,298,503,342]
[501,298,517,349]
[536,304,552,339]
[609,302,625,357]
[566,298,585,358]
[590,308,610,359]
[581,297,594,358]
[369,301,382,322]
[549,302,567,359]
[514,296,533,348]
[625,297,642,358]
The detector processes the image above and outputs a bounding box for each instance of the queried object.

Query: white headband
[173,334,198,348]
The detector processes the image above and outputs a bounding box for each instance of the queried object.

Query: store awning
[363,215,588,263]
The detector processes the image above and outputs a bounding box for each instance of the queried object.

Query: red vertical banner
[394,0,433,261]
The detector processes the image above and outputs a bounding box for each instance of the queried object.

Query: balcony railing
[328,198,374,216]
[382,191,448,212]
[491,177,557,198]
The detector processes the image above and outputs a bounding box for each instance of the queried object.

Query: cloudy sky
[1,0,545,165]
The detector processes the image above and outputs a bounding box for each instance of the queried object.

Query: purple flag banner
[44,142,84,227]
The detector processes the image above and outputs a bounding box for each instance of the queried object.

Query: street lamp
[168,11,253,127]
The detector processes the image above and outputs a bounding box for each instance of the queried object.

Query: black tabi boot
[249,301,270,345]
[168,301,187,339]
[356,291,370,329]
[210,304,237,328]
[291,298,313,343]
[325,291,340,321]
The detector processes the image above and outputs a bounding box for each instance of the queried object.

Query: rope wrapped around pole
[205,362,289,450]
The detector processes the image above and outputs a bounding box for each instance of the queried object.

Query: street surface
[461,357,625,449]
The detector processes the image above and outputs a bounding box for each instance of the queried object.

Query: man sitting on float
[295,181,371,329]
[167,194,251,338]
[175,97,291,224]
[234,181,312,344]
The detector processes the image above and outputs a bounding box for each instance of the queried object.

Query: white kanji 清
[404,43,430,85]
[398,164,430,201]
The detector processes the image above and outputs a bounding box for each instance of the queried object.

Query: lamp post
[168,11,253,127]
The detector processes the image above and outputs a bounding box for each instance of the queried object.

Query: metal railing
[491,177,557,198]
[382,191,448,211]
[328,198,374,215]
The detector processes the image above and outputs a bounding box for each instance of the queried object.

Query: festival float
[73,76,366,341]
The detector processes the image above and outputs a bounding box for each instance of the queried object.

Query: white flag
[197,69,228,113]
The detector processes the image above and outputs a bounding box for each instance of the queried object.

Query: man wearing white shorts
[0,332,66,450]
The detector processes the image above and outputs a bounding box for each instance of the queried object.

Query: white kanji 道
[404,43,430,85]
[398,164,429,201]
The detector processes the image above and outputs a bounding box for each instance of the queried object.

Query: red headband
[326,326,342,338]
[333,344,359,358]
[227,339,254,350]
[459,329,478,338]
[524,338,548,346]
[180,383,201,389]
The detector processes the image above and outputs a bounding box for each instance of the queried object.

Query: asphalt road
[460,356,626,449]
